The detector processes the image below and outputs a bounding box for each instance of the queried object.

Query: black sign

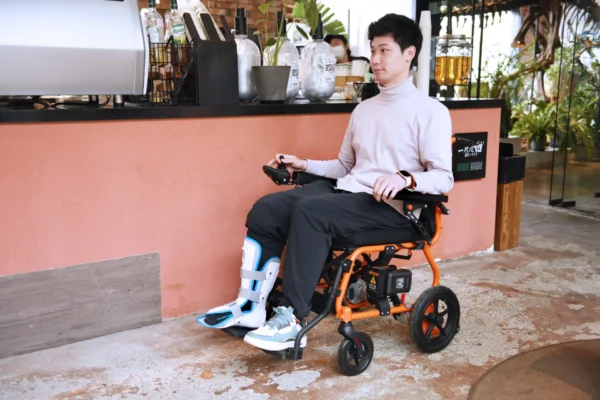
[452,132,488,181]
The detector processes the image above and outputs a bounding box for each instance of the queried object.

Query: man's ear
[405,45,416,63]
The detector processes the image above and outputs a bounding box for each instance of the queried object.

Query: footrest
[221,326,252,339]
[260,347,303,361]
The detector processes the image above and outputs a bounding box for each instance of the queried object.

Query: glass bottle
[169,0,186,45]
[145,0,166,65]
[234,8,261,102]
[263,11,300,101]
[435,34,472,86]
[299,13,336,102]
[185,0,225,41]
[168,0,188,78]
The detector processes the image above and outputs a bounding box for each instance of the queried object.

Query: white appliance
[0,0,148,96]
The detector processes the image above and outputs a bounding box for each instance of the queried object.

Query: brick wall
[205,0,285,32]
[141,0,285,32]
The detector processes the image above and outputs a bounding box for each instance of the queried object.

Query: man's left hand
[373,174,408,202]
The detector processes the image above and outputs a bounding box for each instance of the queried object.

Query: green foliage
[481,47,530,137]
[290,0,346,39]
[254,0,347,65]
[254,0,292,66]
[510,38,600,156]
[258,2,271,15]
[510,100,557,146]
[555,83,599,157]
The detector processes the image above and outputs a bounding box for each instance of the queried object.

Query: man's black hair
[367,14,423,69]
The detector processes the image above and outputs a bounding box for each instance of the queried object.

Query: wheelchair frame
[225,169,461,376]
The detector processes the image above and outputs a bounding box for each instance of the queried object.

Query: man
[197,14,453,352]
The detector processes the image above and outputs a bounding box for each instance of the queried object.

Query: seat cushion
[332,225,425,248]
[332,207,436,248]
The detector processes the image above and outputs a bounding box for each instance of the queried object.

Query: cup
[352,82,364,102]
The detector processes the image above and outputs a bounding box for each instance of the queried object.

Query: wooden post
[494,180,524,251]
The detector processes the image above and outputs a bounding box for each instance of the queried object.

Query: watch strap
[398,170,417,191]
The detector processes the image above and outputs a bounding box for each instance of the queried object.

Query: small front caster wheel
[409,286,460,353]
[337,332,374,376]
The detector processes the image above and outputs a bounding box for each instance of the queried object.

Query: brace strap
[238,287,263,303]
[226,301,243,321]
[241,269,268,281]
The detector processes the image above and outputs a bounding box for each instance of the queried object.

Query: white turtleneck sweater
[305,76,454,214]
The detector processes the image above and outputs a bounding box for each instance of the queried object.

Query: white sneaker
[243,306,307,351]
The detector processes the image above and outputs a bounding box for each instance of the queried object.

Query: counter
[0,99,503,358]
[0,98,504,123]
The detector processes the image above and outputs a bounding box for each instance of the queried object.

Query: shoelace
[265,307,293,330]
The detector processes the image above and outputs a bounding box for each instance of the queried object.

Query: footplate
[260,347,303,360]
[221,326,252,338]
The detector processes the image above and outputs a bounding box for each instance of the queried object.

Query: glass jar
[300,39,336,102]
[434,34,472,86]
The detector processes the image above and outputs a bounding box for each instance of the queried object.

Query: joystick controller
[262,156,292,185]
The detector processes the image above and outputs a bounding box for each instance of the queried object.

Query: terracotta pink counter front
[0,102,501,357]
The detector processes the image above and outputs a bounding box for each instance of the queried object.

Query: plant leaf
[291,2,306,19]
[266,38,277,47]
[258,2,272,15]
[296,25,310,40]
[324,21,345,35]
[304,0,319,33]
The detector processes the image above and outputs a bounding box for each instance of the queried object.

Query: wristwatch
[398,170,417,191]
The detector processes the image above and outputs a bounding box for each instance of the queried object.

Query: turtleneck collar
[377,75,417,102]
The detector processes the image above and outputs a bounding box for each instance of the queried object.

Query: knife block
[177,13,239,106]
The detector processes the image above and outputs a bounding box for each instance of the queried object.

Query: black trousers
[245,180,413,319]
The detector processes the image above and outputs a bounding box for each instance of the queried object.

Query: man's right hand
[267,154,308,174]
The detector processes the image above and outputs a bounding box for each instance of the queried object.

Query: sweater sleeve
[411,105,454,194]
[304,113,356,179]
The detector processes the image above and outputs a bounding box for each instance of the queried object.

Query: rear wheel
[409,286,460,353]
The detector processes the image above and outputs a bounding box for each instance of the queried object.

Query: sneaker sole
[243,334,307,352]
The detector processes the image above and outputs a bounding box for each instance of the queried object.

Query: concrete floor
[2,161,600,399]
[1,202,599,400]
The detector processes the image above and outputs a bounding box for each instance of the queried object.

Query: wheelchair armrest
[393,190,450,216]
[291,171,337,187]
[392,190,448,204]
[274,171,450,215]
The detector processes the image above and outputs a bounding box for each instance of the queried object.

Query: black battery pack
[387,268,412,294]
[364,266,412,299]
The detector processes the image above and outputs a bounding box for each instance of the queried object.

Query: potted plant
[511,100,557,151]
[251,0,346,103]
[251,0,295,103]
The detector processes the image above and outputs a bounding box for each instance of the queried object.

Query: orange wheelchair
[222,137,470,376]
[223,148,463,376]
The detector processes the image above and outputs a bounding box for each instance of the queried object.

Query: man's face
[370,35,415,86]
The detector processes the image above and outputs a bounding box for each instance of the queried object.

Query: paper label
[172,24,186,44]
[324,57,336,83]
[147,26,160,43]
[289,62,300,89]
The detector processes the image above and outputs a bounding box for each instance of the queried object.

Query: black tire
[337,332,374,376]
[409,286,460,353]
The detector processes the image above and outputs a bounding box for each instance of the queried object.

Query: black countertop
[0,98,505,124]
